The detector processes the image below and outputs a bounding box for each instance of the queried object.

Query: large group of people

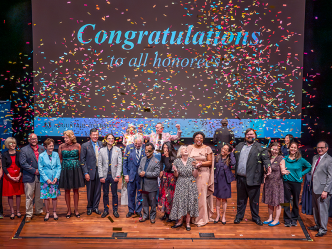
[0,121,331,237]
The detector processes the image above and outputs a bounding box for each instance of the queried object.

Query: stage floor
[1,181,332,248]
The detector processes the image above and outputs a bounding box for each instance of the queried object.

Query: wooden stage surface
[1,180,331,248]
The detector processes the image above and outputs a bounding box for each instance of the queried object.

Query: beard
[246,138,255,144]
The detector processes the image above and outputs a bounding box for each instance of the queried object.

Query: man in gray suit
[308,141,332,237]
[98,134,122,218]
[19,133,45,222]
[138,142,160,224]
[81,128,103,215]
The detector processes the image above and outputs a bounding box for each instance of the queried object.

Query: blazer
[123,144,146,182]
[311,154,332,195]
[214,152,236,184]
[38,151,61,183]
[98,146,122,180]
[138,155,160,192]
[2,151,22,175]
[213,127,235,152]
[19,144,45,183]
[81,140,103,179]
[234,142,270,186]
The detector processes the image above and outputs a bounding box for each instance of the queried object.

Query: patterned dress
[169,158,199,220]
[58,144,85,190]
[40,152,61,199]
[262,155,284,206]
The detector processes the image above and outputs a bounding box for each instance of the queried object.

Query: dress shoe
[234,218,242,224]
[126,212,133,218]
[263,220,273,225]
[101,211,109,218]
[268,221,280,227]
[25,217,32,223]
[171,223,183,228]
[186,225,191,231]
[113,211,119,218]
[136,212,142,217]
[221,221,226,225]
[10,213,15,220]
[291,220,297,226]
[161,213,168,220]
[150,219,156,224]
[93,209,101,215]
[308,225,320,231]
[139,218,148,222]
[44,212,50,222]
[0,213,4,219]
[254,220,263,226]
[166,218,173,223]
[315,232,326,237]
[284,223,292,227]
[87,210,92,215]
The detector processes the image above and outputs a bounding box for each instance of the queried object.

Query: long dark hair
[289,141,302,161]
[216,143,233,166]
[161,142,177,165]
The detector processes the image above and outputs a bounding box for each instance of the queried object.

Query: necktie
[95,143,99,166]
[312,156,321,176]
[136,149,140,163]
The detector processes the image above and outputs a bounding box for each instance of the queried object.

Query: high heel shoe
[222,221,226,225]
[186,225,191,231]
[161,213,168,220]
[16,212,22,218]
[53,212,58,221]
[75,212,80,218]
[10,213,15,220]
[66,213,71,219]
[214,218,220,224]
[171,223,183,229]
[44,212,50,221]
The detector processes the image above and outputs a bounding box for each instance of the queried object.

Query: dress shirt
[311,152,327,174]
[91,140,99,153]
[237,143,253,177]
[107,146,113,174]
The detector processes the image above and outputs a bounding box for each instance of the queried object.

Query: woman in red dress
[2,137,24,219]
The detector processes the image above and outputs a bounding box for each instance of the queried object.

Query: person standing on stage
[58,130,84,218]
[213,143,236,224]
[281,134,294,157]
[98,134,122,218]
[38,138,61,221]
[170,146,199,231]
[308,141,332,237]
[123,124,143,146]
[138,142,160,224]
[213,119,235,154]
[233,128,271,226]
[142,123,181,151]
[2,137,24,220]
[188,131,214,227]
[283,141,311,227]
[262,142,288,227]
[81,128,103,216]
[19,133,45,223]
[123,135,145,218]
[158,141,177,222]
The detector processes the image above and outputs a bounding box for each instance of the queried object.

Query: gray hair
[134,135,144,143]
[177,145,187,158]
[317,141,329,148]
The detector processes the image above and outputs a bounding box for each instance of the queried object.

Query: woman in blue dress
[58,130,85,218]
[38,138,61,221]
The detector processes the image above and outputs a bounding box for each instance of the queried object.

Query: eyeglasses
[146,150,153,153]
[317,147,327,149]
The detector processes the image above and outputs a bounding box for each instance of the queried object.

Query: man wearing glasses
[138,142,160,224]
[308,141,332,237]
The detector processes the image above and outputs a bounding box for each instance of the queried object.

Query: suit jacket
[146,131,181,150]
[38,151,61,183]
[234,142,270,186]
[311,154,332,195]
[123,144,146,182]
[213,127,234,153]
[138,156,160,192]
[2,151,22,175]
[80,140,103,179]
[19,144,45,183]
[98,146,122,179]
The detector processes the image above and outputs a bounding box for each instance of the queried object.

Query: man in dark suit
[213,119,234,154]
[138,142,160,224]
[81,128,103,215]
[123,135,145,218]
[233,128,271,226]
[19,133,45,223]
[308,141,332,237]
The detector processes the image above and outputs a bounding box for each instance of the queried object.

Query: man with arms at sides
[308,141,332,237]
[213,119,235,154]
[234,128,271,226]
[98,134,122,218]
[19,133,45,222]
[141,123,182,151]
[138,142,160,224]
[123,135,145,218]
[81,128,103,215]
